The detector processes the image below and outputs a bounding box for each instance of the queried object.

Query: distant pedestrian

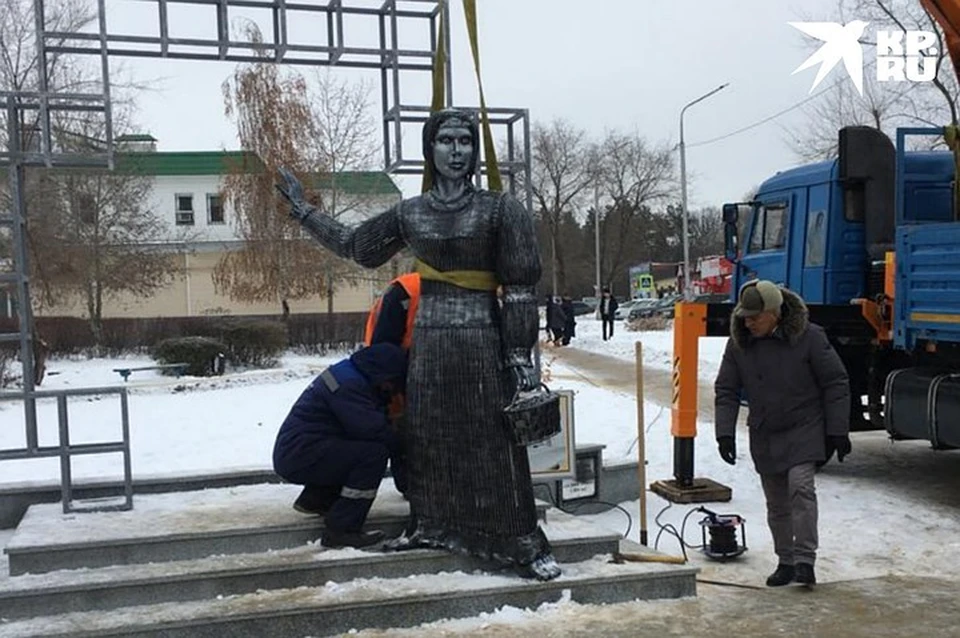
[560,295,576,346]
[714,280,851,588]
[599,287,619,341]
[545,296,566,346]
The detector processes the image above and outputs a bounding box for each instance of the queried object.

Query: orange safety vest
[363,273,420,350]
[363,273,420,422]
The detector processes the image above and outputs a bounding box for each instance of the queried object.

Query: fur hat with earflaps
[734,280,783,318]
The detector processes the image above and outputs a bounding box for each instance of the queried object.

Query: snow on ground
[0,322,689,485]
[0,351,345,485]
[0,316,959,635]
[568,314,728,379]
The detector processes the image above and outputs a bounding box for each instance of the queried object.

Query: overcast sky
[118,0,846,209]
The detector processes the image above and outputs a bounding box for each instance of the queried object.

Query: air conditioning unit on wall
[175,211,194,225]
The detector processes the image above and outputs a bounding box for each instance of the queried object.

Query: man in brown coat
[714,280,851,587]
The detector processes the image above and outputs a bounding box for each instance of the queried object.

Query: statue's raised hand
[275,167,311,221]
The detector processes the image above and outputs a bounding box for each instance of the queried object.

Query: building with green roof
[38,139,404,320]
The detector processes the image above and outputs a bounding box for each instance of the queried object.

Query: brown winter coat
[714,288,850,475]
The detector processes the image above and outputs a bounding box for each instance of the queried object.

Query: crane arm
[921,0,960,86]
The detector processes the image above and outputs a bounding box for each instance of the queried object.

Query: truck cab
[714,126,958,434]
[722,128,955,306]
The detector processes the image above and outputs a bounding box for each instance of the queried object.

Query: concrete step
[0,553,698,638]
[4,483,547,575]
[0,522,619,620]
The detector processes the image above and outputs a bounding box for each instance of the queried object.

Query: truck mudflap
[894,222,960,350]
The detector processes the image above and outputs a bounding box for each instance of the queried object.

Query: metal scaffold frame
[1,0,532,513]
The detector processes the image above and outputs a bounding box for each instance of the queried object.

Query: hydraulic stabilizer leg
[650,302,732,503]
[674,438,695,487]
[672,302,703,487]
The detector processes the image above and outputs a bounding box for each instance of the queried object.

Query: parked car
[693,292,731,304]
[620,298,656,320]
[629,295,681,321]
[568,301,594,316]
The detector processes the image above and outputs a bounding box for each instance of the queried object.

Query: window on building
[0,288,15,318]
[175,194,194,226]
[75,193,96,224]
[207,194,224,224]
[747,204,788,253]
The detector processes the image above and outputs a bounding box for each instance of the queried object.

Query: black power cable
[652,502,706,561]
[533,483,634,540]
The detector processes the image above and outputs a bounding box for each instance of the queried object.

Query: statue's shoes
[382,530,431,552]
[517,552,562,581]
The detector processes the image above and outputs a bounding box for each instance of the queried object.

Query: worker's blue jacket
[272,344,407,475]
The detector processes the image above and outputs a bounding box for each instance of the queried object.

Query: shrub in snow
[213,318,287,368]
[152,336,227,377]
[626,316,670,332]
[0,343,17,387]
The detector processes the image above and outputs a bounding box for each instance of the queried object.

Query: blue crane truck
[706,125,960,452]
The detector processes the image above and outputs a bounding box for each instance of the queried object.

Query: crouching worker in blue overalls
[272,343,407,549]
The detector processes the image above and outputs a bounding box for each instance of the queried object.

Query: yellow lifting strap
[421,0,503,194]
[420,4,448,194]
[462,0,502,193]
[412,2,503,293]
[414,258,499,291]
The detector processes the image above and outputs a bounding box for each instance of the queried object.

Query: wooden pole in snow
[636,341,648,545]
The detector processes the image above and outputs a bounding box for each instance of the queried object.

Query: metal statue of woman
[276,109,560,581]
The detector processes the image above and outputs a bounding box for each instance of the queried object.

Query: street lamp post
[594,183,601,319]
[679,83,728,300]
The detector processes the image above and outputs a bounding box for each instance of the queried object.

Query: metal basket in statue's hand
[503,384,562,446]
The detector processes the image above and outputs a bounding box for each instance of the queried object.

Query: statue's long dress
[302,185,551,566]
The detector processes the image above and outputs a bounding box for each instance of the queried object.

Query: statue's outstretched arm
[277,167,404,268]
[496,194,543,390]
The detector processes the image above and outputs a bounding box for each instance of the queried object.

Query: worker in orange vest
[363,272,420,496]
[364,273,420,351]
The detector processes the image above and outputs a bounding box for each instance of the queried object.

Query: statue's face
[432,124,474,182]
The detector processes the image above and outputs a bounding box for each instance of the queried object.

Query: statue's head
[422,108,480,181]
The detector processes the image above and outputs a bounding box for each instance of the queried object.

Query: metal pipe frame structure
[385,104,532,212]
[1,0,533,513]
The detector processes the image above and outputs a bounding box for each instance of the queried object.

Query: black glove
[825,435,852,463]
[275,167,312,221]
[508,364,539,393]
[717,436,736,465]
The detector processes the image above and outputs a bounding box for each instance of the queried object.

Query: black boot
[795,562,816,586]
[765,563,795,587]
[321,529,385,549]
[293,485,338,516]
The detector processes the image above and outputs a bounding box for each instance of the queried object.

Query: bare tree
[1,0,173,355]
[787,0,960,160]
[785,81,918,160]
[213,31,335,319]
[305,70,383,317]
[29,153,184,347]
[688,207,725,260]
[525,119,594,294]
[0,0,97,138]
[596,130,675,286]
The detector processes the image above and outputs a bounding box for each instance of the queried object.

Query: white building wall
[147,175,401,244]
[37,167,405,319]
